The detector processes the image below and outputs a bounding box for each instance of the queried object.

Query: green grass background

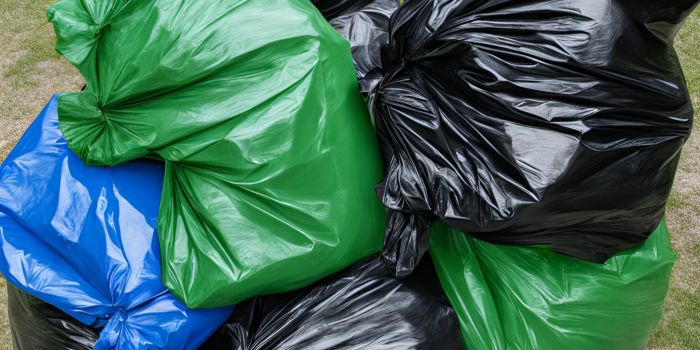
[0,1,697,349]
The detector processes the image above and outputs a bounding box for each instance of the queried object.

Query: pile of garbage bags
[0,0,695,348]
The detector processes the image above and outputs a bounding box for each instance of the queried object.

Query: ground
[0,1,697,349]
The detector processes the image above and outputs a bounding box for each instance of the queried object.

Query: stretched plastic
[200,255,464,350]
[0,95,232,349]
[8,284,98,350]
[48,0,386,308]
[312,0,400,93]
[429,220,675,349]
[312,0,376,18]
[353,0,697,276]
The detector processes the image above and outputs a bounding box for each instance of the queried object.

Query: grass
[647,8,700,350]
[0,0,84,347]
[0,0,83,161]
[0,2,697,350]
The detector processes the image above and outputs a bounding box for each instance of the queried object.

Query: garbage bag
[429,219,675,349]
[8,284,98,350]
[48,0,386,307]
[200,255,464,350]
[312,0,375,18]
[359,0,696,277]
[312,0,400,93]
[0,95,232,349]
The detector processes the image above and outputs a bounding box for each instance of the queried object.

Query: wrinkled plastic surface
[200,255,463,350]
[312,0,400,93]
[8,284,98,350]
[359,0,697,277]
[0,95,232,349]
[48,0,386,307]
[429,220,675,349]
[312,0,376,18]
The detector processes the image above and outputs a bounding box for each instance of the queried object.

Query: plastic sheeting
[200,255,464,350]
[312,0,400,93]
[429,220,675,349]
[48,0,386,308]
[312,0,376,18]
[0,95,232,349]
[354,0,696,277]
[8,284,98,350]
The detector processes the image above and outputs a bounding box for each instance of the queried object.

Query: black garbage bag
[7,284,98,350]
[312,0,379,18]
[340,0,698,277]
[200,255,463,350]
[312,0,400,93]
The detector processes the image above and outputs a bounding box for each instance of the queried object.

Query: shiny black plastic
[313,0,399,93]
[200,255,463,350]
[8,284,98,350]
[312,0,379,18]
[341,0,699,277]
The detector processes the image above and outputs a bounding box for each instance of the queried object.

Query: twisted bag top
[355,0,696,276]
[48,0,386,307]
[0,96,232,350]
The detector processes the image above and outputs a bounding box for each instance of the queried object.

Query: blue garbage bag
[0,95,233,349]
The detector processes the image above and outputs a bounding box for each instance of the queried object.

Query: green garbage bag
[48,0,385,308]
[429,220,675,350]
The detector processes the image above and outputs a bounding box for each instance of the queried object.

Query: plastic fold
[429,220,675,349]
[4,0,691,348]
[0,96,232,349]
[357,0,694,276]
[47,0,386,308]
[8,284,98,350]
[201,256,464,350]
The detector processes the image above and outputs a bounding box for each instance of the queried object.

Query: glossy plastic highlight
[47,0,387,307]
[429,220,675,349]
[0,96,232,349]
